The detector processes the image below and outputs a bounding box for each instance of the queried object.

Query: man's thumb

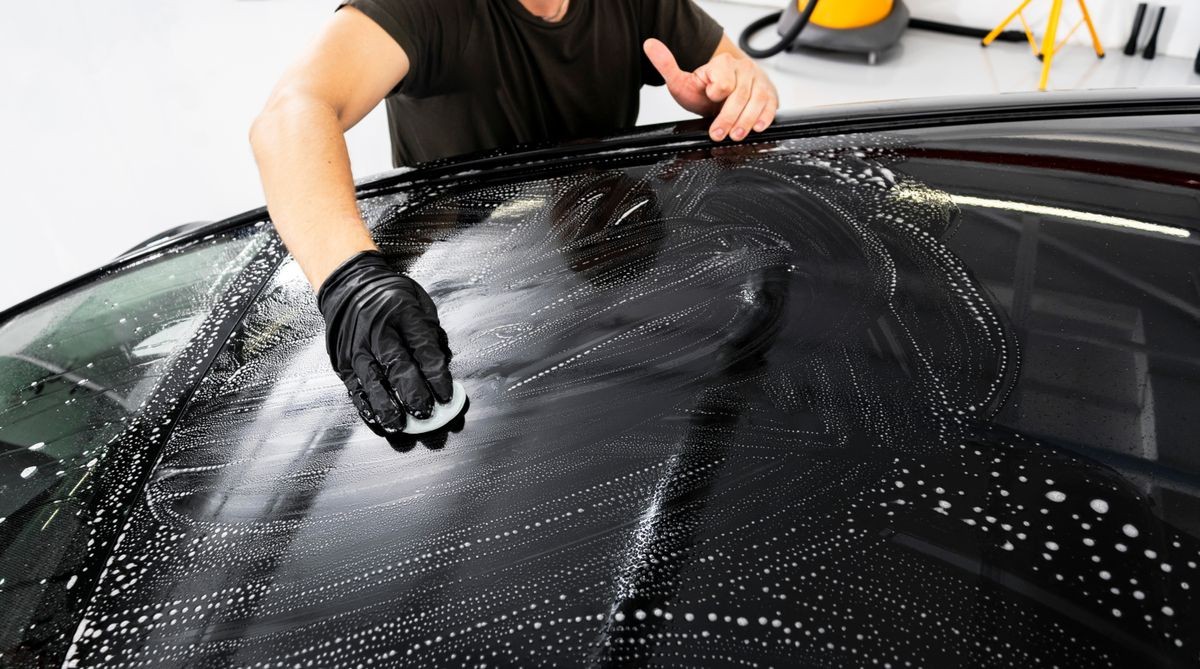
[643,38,684,82]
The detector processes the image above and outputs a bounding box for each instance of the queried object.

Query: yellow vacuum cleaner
[739,0,909,65]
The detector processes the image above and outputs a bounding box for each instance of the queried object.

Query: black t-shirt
[340,0,723,167]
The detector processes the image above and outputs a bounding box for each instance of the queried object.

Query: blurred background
[2,0,1198,311]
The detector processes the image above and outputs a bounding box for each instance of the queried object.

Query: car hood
[3,90,1199,667]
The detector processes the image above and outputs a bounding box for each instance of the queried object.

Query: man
[249,0,780,435]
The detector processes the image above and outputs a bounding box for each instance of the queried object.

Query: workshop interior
[2,1,1199,667]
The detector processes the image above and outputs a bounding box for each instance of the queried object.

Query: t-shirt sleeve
[337,0,458,97]
[639,0,725,87]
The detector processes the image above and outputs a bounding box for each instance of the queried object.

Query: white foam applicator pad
[402,380,468,435]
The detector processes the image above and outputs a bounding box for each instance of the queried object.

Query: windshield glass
[0,226,271,660]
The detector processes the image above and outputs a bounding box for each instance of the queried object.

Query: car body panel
[1,90,1199,667]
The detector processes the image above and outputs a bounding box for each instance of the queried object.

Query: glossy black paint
[2,92,1200,667]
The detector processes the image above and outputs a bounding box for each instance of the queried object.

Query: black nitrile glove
[317,250,453,435]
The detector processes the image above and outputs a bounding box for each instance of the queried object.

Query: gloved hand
[317,250,453,435]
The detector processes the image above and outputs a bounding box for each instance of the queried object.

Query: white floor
[1,0,1197,311]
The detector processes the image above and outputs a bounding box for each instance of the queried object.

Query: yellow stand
[981,0,1105,91]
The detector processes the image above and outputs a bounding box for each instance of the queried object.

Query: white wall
[906,0,1198,59]
[0,1,393,311]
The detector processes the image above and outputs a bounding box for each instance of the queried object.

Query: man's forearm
[250,93,377,290]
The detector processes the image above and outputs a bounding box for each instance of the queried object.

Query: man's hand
[318,251,454,436]
[643,36,779,143]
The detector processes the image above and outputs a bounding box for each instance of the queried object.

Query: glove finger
[408,280,454,362]
[418,332,454,403]
[378,327,436,417]
[342,375,377,424]
[344,376,390,438]
[391,306,454,403]
[409,278,439,318]
[437,326,453,363]
[408,282,453,366]
[353,354,406,433]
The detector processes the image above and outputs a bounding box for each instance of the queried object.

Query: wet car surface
[1,91,1199,667]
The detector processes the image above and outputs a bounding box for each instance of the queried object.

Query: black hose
[738,0,820,59]
[908,18,1026,43]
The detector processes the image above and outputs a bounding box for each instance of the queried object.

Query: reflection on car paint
[38,131,1198,666]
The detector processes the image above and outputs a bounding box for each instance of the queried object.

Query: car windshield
[0,226,271,659]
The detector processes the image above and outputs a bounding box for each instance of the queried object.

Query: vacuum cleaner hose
[908,18,1026,43]
[738,0,821,59]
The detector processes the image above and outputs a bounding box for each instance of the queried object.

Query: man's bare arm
[251,8,455,432]
[249,7,409,289]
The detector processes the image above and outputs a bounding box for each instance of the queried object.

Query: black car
[1,90,1198,668]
